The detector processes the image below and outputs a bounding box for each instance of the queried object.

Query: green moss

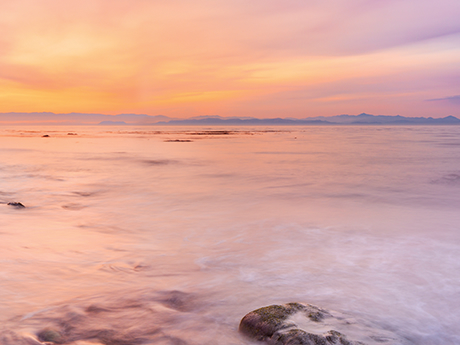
[308,311,325,322]
[253,305,292,321]
[285,302,306,311]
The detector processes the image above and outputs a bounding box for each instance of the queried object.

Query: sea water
[0,125,459,344]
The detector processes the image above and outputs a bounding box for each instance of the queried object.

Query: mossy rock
[37,328,64,344]
[239,303,365,345]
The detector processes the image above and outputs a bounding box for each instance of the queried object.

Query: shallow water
[1,125,460,344]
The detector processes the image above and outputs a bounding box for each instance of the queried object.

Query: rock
[42,135,50,137]
[164,139,193,142]
[37,328,64,344]
[239,303,367,345]
[7,202,25,208]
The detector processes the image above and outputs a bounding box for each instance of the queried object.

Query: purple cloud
[427,96,460,104]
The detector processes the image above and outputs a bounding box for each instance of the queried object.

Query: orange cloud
[0,0,459,117]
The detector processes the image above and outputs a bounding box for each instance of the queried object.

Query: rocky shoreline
[1,294,403,345]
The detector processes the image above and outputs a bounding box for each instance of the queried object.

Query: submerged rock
[37,328,64,344]
[240,303,399,345]
[164,139,193,142]
[7,202,25,208]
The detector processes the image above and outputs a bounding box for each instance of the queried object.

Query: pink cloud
[0,0,459,116]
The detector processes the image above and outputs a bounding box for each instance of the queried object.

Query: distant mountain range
[156,114,460,125]
[0,112,172,125]
[0,112,459,125]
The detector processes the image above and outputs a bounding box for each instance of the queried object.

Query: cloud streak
[427,95,460,105]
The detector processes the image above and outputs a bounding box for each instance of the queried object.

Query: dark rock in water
[156,290,195,312]
[164,139,193,142]
[7,202,25,208]
[239,303,304,341]
[42,134,50,137]
[239,303,388,345]
[37,328,64,344]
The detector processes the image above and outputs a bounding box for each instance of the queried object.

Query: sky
[0,0,459,118]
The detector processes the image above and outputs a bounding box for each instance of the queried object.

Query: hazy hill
[0,112,174,125]
[0,112,458,125]
[158,113,460,125]
[304,113,460,124]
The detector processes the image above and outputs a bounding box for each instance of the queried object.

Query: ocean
[1,125,459,344]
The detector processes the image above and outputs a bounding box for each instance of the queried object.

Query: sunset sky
[0,0,459,118]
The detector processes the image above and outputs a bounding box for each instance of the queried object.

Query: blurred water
[1,125,460,344]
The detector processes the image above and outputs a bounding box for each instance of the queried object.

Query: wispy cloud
[427,95,460,104]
